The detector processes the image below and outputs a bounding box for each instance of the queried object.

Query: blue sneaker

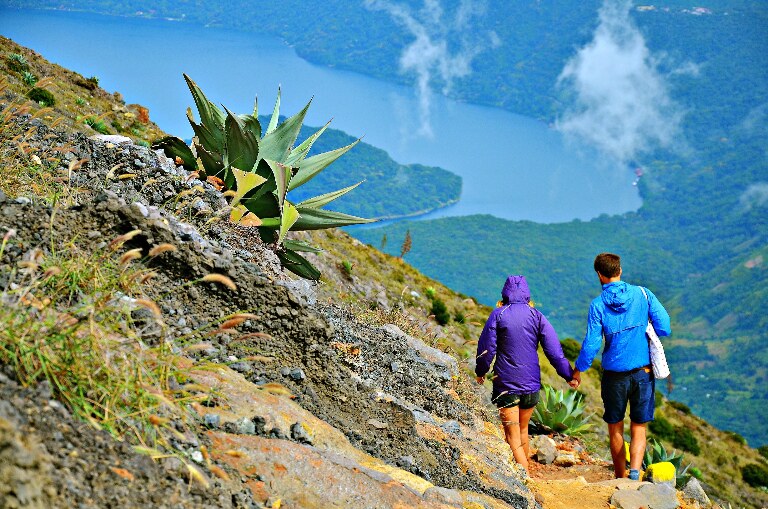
[628,469,640,481]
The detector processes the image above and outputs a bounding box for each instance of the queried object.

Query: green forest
[4,0,767,445]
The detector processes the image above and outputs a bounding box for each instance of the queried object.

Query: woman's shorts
[493,391,540,410]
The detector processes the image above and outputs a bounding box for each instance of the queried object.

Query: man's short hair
[594,253,621,278]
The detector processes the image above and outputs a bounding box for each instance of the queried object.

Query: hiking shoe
[628,469,640,481]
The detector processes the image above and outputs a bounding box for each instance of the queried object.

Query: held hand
[568,369,582,389]
[475,376,485,385]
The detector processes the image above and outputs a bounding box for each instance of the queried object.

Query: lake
[0,8,641,223]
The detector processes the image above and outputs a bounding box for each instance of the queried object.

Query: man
[569,253,671,480]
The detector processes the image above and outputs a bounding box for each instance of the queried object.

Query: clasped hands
[568,369,582,389]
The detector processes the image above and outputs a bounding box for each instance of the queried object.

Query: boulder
[611,483,679,509]
[682,477,711,506]
[531,435,557,464]
[553,452,579,467]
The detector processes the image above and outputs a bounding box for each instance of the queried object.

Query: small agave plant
[153,74,374,279]
[532,385,593,435]
[643,437,692,487]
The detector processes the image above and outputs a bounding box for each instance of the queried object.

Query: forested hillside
[5,0,766,446]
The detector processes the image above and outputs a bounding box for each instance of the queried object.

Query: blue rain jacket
[575,281,671,373]
[475,275,573,397]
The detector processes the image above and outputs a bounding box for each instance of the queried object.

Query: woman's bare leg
[519,406,535,461]
[499,406,528,471]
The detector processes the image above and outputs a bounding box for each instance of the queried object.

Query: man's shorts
[493,391,540,410]
[601,367,655,424]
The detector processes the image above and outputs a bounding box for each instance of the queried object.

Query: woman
[475,275,575,472]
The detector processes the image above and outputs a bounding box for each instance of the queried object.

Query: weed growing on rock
[0,231,208,454]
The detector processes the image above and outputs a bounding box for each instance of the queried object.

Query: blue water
[0,8,641,223]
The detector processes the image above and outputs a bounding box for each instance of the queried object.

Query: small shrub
[75,98,86,106]
[648,416,675,440]
[667,400,692,414]
[340,260,353,277]
[430,297,450,325]
[6,53,29,73]
[654,390,664,408]
[758,445,768,460]
[110,120,124,133]
[424,286,436,300]
[689,466,703,480]
[532,385,593,435]
[84,116,109,134]
[26,87,55,106]
[453,310,466,324]
[724,430,747,445]
[560,337,581,361]
[137,140,150,148]
[672,426,701,455]
[21,71,37,86]
[88,75,100,87]
[742,463,768,488]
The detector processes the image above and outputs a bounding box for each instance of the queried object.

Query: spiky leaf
[283,239,322,253]
[224,107,259,173]
[277,201,300,246]
[266,87,281,135]
[266,159,292,211]
[284,121,330,166]
[231,168,267,206]
[289,139,360,190]
[260,99,312,163]
[293,207,375,230]
[277,249,321,280]
[297,181,363,209]
[184,74,225,144]
[152,136,196,171]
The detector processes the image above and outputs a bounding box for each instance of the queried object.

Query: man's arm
[574,303,603,372]
[646,288,671,336]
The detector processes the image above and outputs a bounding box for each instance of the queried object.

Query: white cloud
[364,0,495,137]
[556,0,689,164]
[739,183,768,211]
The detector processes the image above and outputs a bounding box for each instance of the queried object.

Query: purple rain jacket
[475,275,574,398]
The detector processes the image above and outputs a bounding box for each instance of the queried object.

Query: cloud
[364,0,497,137]
[739,183,768,212]
[556,0,690,164]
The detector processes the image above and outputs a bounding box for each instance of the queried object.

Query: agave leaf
[296,181,364,209]
[260,98,312,163]
[231,168,267,206]
[184,74,225,141]
[266,86,281,134]
[243,193,280,221]
[238,113,262,139]
[196,143,225,184]
[224,107,259,174]
[277,201,300,246]
[277,248,321,280]
[285,120,331,166]
[283,239,322,253]
[152,136,196,171]
[289,139,360,191]
[266,159,292,211]
[293,207,375,230]
[188,109,224,157]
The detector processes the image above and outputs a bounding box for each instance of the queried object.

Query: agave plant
[153,74,374,279]
[643,437,692,487]
[532,385,593,435]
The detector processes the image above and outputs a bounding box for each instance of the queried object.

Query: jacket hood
[601,281,634,312]
[501,275,531,304]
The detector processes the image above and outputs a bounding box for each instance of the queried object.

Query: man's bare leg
[500,406,528,470]
[608,421,626,478]
[629,421,647,472]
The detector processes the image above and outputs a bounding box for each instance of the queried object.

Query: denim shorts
[601,367,655,423]
[493,391,540,410]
